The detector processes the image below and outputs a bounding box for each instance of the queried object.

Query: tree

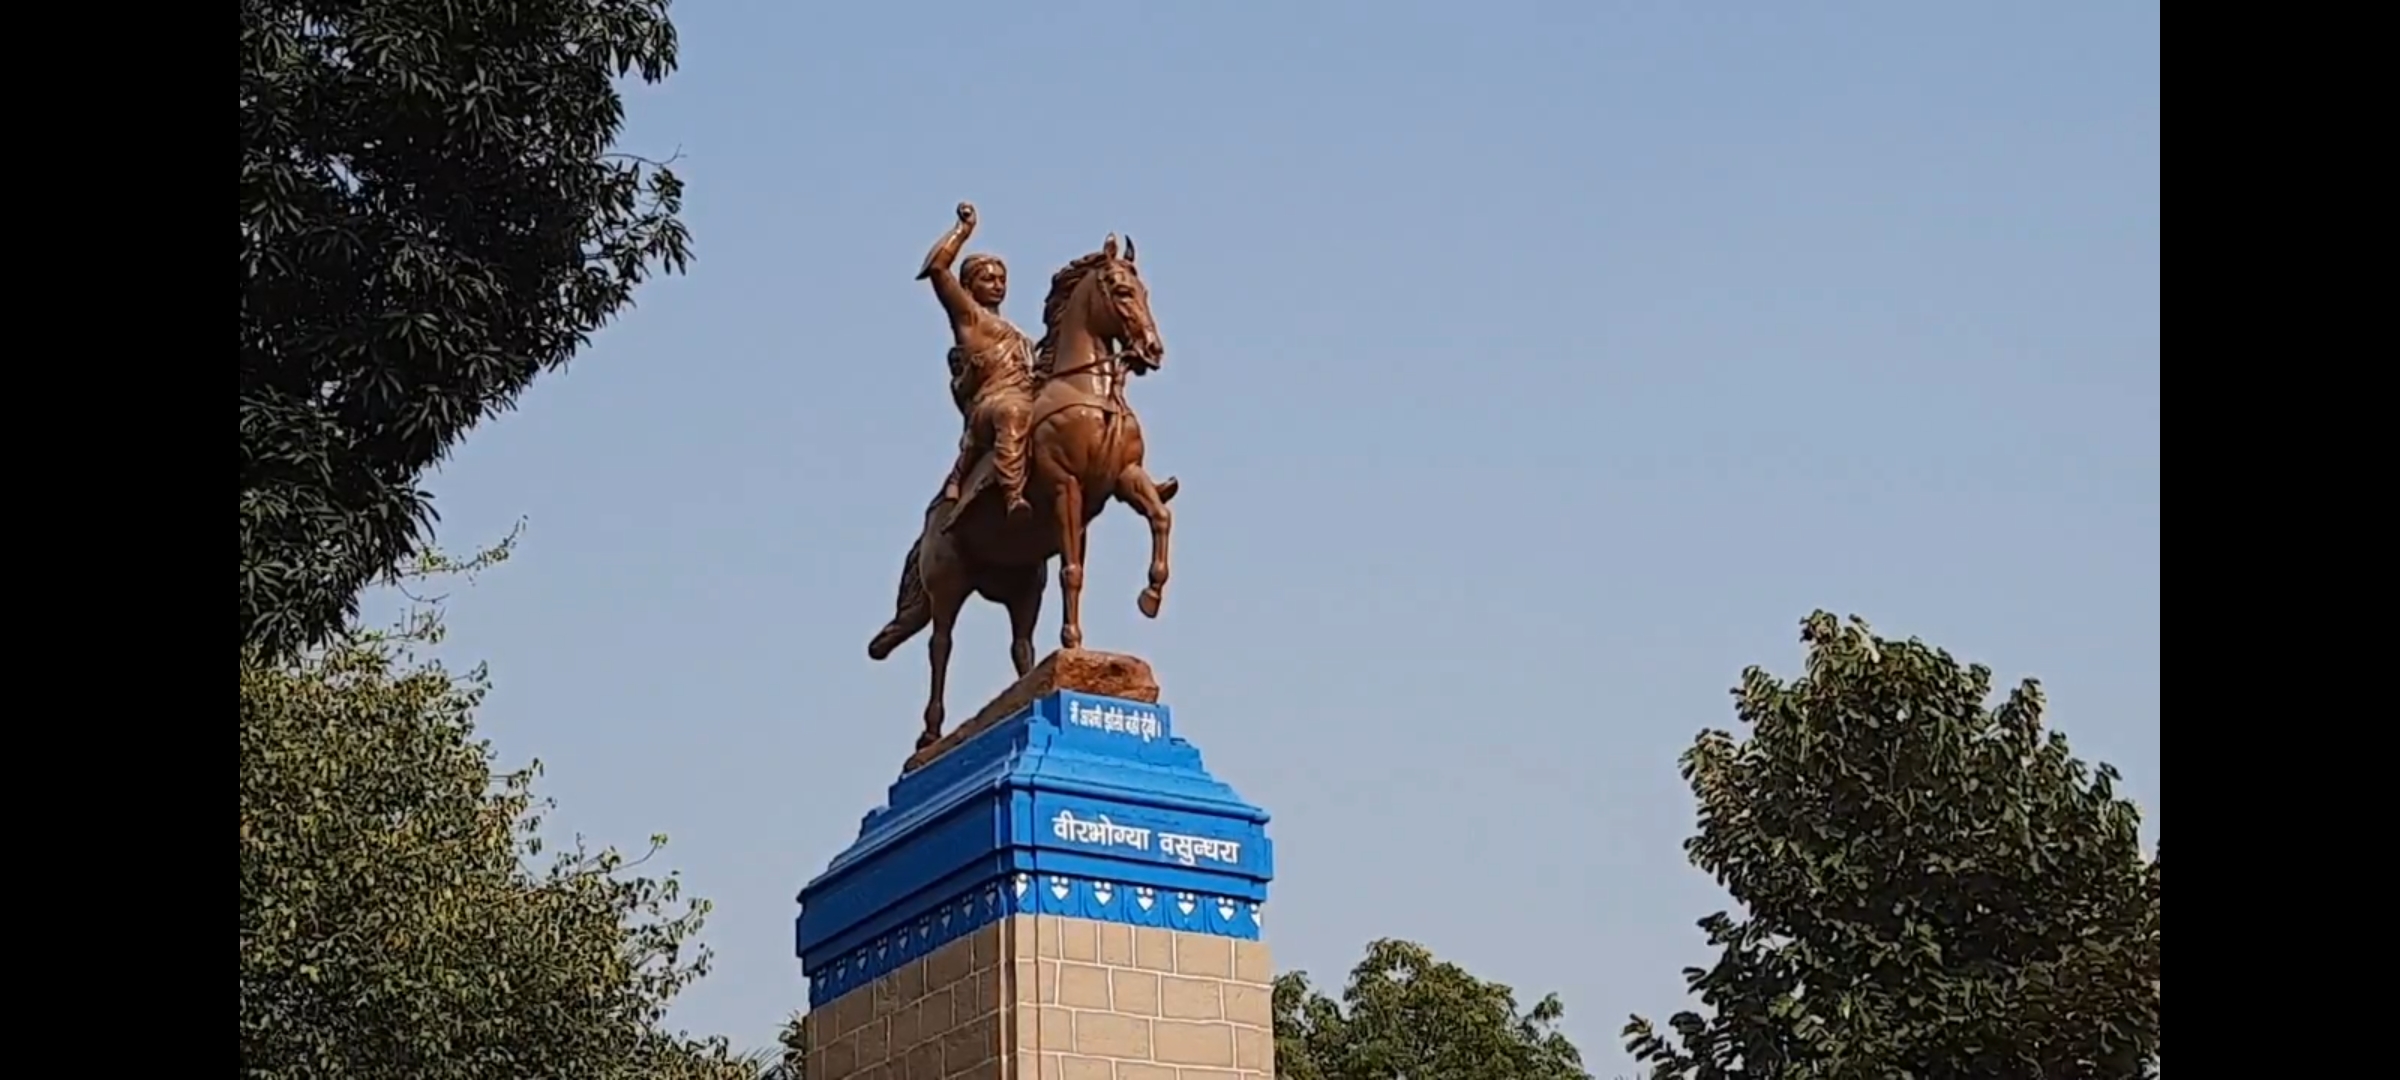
[239,0,692,657]
[1276,938,1590,1080]
[744,1013,807,1080]
[239,547,745,1080]
[1625,612,2160,1079]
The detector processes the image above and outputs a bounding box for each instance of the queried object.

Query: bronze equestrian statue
[869,202,1180,750]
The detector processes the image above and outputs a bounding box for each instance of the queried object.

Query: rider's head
[960,253,1007,308]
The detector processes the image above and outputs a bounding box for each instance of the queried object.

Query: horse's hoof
[915,728,941,751]
[1061,631,1084,651]
[1138,588,1164,619]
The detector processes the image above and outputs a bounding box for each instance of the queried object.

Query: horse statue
[868,233,1179,751]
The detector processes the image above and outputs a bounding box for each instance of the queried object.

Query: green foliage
[1275,938,1590,1080]
[748,1013,808,1080]
[239,0,693,657]
[238,551,745,1080]
[1626,612,2161,1079]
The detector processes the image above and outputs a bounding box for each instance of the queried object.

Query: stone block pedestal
[798,652,1276,1079]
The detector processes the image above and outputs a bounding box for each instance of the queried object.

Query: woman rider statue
[917,202,1033,520]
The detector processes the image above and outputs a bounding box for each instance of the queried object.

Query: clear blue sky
[375,2,2159,1068]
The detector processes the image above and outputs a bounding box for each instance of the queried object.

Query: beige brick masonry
[808,914,1272,1080]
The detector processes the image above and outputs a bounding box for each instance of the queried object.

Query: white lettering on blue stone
[1066,700,1163,742]
[1158,831,1244,867]
[1048,809,1245,868]
[1051,809,1152,851]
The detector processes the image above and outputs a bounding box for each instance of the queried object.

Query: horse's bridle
[1044,300,1155,413]
[1043,348,1144,416]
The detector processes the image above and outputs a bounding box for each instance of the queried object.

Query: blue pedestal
[795,690,1275,1008]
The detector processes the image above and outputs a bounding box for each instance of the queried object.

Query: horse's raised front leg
[1051,474,1088,651]
[1112,462,1173,619]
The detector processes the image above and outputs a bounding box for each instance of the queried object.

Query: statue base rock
[906,649,1161,773]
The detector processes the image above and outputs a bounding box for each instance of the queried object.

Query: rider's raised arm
[915,203,980,338]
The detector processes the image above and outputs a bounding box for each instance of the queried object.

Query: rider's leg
[991,396,1032,514]
[941,426,976,503]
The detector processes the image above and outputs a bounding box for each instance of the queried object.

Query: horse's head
[1096,234,1163,372]
[1042,234,1163,377]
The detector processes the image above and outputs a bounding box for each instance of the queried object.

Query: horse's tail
[867,535,931,660]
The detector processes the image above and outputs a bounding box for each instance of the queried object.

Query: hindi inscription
[1067,698,1164,742]
[1048,808,1245,868]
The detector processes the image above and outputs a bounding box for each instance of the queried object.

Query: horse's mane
[1033,250,1113,378]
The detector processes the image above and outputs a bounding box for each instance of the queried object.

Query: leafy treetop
[1276,938,1591,1080]
[1626,612,2160,1079]
[239,544,745,1080]
[239,0,692,657]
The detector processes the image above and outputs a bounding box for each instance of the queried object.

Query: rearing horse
[867,234,1178,750]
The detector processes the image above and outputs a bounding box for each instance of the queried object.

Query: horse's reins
[1039,347,1148,420]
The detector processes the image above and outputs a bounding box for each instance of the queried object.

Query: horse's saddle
[934,381,1100,534]
[937,453,1006,534]
[934,433,1179,535]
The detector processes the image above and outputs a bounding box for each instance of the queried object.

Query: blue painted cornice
[794,691,1274,1006]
